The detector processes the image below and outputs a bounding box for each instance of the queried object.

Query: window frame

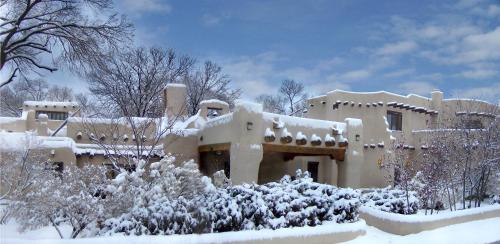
[387,110,403,131]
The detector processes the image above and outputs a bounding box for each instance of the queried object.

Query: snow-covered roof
[23,101,79,107]
[0,131,75,152]
[204,113,233,129]
[325,89,431,101]
[0,116,23,125]
[73,143,164,157]
[235,100,263,113]
[200,99,229,107]
[165,83,187,88]
[263,112,346,131]
[68,116,153,125]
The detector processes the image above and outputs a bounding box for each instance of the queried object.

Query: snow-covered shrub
[99,169,361,236]
[492,195,500,204]
[99,157,217,236]
[361,187,419,214]
[212,170,232,188]
[10,164,111,238]
[205,170,360,232]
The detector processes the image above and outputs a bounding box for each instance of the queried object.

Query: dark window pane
[387,111,402,131]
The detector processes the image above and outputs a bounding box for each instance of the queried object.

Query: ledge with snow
[360,205,500,235]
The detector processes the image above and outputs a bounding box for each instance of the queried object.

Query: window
[462,119,483,129]
[387,111,402,131]
[307,161,319,182]
[207,107,222,118]
[36,111,68,120]
[45,162,64,178]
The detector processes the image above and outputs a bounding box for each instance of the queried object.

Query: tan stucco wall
[1,87,497,190]
[360,206,500,235]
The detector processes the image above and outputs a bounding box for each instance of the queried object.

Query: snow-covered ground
[343,217,500,244]
[0,220,365,244]
[2,217,499,244]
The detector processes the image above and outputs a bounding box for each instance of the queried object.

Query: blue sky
[50,0,500,101]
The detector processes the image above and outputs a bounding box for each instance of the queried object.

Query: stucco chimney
[164,83,188,118]
[431,89,443,111]
[37,113,49,136]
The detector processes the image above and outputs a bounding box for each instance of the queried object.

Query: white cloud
[398,81,437,96]
[215,52,348,99]
[375,41,418,56]
[451,83,500,102]
[218,53,279,99]
[121,0,171,16]
[455,27,500,64]
[460,63,499,79]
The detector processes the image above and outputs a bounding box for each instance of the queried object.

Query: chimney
[431,89,443,110]
[164,83,188,118]
[37,113,49,136]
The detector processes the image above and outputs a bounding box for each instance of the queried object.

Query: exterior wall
[1,87,497,190]
[360,205,500,235]
[305,90,498,188]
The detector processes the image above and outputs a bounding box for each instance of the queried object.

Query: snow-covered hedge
[492,195,500,204]
[99,171,361,236]
[360,187,419,215]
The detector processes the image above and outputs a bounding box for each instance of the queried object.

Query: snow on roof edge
[325,89,431,100]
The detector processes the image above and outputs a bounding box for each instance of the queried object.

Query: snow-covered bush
[361,187,419,214]
[10,164,111,238]
[99,169,361,236]
[99,157,217,235]
[492,195,500,204]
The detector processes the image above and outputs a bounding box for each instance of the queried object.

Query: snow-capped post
[229,100,264,184]
[36,114,49,136]
[337,118,364,188]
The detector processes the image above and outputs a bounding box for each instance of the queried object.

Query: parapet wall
[360,205,500,235]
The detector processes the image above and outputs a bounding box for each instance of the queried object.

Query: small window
[460,119,483,129]
[45,162,64,178]
[387,111,402,131]
[36,111,68,120]
[307,161,319,182]
[207,107,222,118]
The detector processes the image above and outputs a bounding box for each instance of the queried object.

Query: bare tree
[0,135,54,223]
[256,94,286,114]
[87,47,194,118]
[257,79,307,116]
[0,86,25,116]
[0,78,76,116]
[279,79,306,115]
[182,61,241,116]
[382,139,418,214]
[13,78,49,101]
[47,85,73,101]
[418,100,499,210]
[0,0,132,88]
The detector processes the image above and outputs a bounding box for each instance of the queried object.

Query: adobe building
[1,84,498,189]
